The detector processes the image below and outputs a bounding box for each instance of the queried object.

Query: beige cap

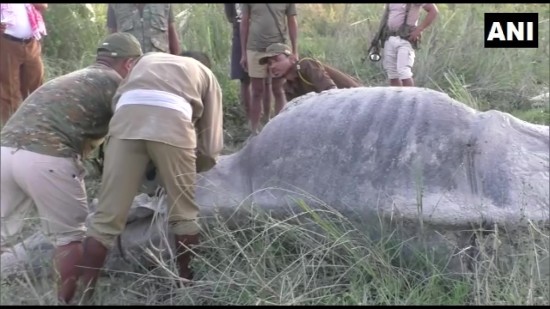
[258,43,292,65]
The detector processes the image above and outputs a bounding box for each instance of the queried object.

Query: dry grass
[1,3,548,306]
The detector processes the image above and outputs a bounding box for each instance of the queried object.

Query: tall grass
[1,199,548,305]
[40,4,550,137]
[1,3,548,306]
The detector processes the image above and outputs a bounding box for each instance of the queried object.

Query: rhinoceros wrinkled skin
[2,87,549,278]
[197,87,549,227]
[194,86,549,275]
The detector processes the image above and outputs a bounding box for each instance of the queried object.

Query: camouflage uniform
[107,3,174,53]
[1,31,142,256]
[1,64,122,160]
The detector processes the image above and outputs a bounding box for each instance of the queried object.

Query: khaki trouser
[382,36,415,80]
[0,34,44,125]
[1,147,89,248]
[86,137,200,249]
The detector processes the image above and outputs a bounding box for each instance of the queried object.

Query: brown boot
[174,234,200,283]
[53,241,83,304]
[79,236,109,302]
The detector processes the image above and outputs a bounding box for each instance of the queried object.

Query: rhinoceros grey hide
[194,86,549,275]
[197,87,548,225]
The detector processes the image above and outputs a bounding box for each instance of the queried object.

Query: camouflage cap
[258,43,292,65]
[97,33,143,58]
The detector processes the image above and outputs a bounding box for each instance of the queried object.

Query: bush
[40,4,549,129]
[41,4,106,76]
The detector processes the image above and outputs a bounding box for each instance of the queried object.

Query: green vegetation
[1,4,548,305]
[40,4,549,145]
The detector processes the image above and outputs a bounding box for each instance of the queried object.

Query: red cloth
[25,3,47,40]
[0,3,47,40]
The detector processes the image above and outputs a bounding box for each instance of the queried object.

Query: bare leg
[271,77,287,116]
[249,77,265,134]
[401,78,414,87]
[240,76,251,121]
[390,79,402,86]
[262,77,272,124]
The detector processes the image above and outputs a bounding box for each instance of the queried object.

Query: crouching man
[0,32,143,303]
[258,43,363,102]
[79,52,224,300]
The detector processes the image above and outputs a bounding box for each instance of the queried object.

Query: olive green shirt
[242,3,297,51]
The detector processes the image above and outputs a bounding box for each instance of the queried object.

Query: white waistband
[116,89,192,120]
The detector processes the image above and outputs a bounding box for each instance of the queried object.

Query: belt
[387,30,402,37]
[2,33,33,44]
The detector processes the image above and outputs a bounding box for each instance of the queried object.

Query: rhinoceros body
[2,87,548,277]
[197,87,549,228]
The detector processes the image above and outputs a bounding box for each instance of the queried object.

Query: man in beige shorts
[380,3,438,87]
[79,52,224,300]
[0,32,142,303]
[240,3,298,134]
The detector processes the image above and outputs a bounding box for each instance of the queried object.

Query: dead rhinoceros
[195,86,549,274]
[197,87,549,225]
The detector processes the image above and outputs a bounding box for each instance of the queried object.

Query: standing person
[107,3,181,55]
[224,3,251,122]
[0,3,48,125]
[240,3,298,134]
[377,3,438,87]
[79,52,224,301]
[0,32,142,304]
[224,3,272,130]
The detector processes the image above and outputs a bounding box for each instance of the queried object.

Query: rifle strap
[399,3,412,34]
[296,58,316,86]
[383,4,391,26]
[265,4,286,44]
[378,4,390,36]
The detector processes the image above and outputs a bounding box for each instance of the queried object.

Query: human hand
[240,55,248,72]
[32,3,48,12]
[408,28,422,42]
